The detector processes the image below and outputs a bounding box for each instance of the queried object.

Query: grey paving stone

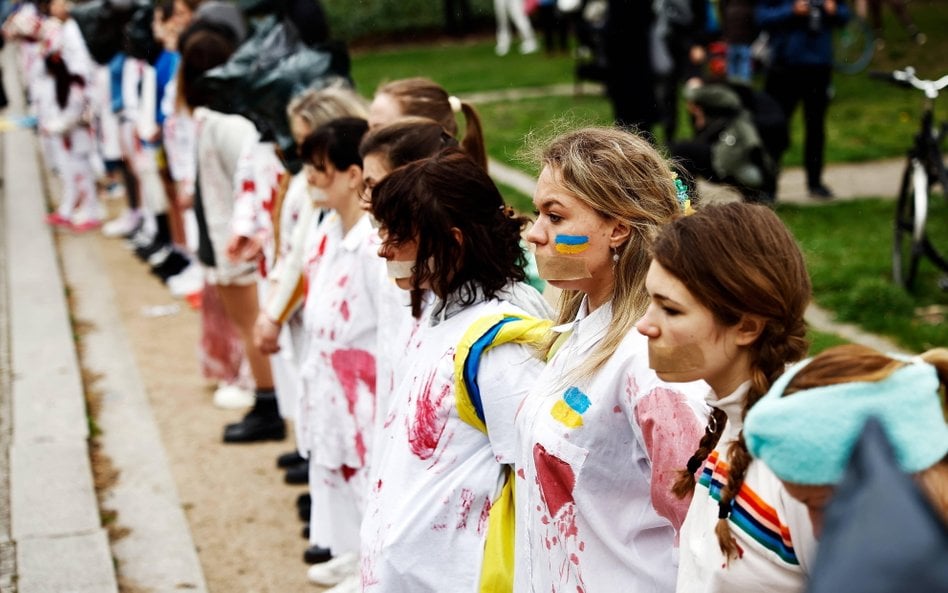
[10,441,101,539]
[17,531,117,593]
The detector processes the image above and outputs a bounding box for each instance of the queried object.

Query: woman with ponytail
[367,77,487,170]
[636,201,814,592]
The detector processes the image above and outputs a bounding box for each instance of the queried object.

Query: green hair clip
[673,175,695,215]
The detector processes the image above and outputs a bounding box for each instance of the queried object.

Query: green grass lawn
[350,0,948,171]
[778,195,948,353]
[347,3,948,352]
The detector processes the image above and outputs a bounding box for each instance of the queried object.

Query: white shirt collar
[340,213,372,252]
[708,380,752,432]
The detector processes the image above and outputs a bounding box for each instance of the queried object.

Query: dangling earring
[611,246,620,266]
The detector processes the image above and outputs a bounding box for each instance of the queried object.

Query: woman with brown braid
[635,201,816,592]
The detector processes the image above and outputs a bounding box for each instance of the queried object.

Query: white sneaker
[520,38,539,54]
[325,573,361,593]
[307,552,359,587]
[102,209,142,238]
[495,34,511,56]
[167,263,204,298]
[213,384,255,409]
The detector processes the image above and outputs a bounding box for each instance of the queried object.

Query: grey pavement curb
[2,43,118,593]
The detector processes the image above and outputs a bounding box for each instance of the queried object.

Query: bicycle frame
[880,67,948,290]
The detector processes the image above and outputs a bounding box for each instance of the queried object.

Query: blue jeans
[727,44,753,82]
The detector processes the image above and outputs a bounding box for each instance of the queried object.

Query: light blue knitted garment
[745,356,948,485]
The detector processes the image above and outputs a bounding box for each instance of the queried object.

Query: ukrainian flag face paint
[554,234,590,254]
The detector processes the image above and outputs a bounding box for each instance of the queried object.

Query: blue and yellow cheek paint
[554,234,590,255]
[536,234,594,280]
[551,386,592,428]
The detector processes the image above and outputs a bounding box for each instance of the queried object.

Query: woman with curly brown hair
[359,148,547,592]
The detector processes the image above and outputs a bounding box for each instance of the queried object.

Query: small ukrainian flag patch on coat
[550,386,591,427]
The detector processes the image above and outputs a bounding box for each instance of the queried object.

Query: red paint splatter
[407,372,451,460]
[456,488,475,529]
[477,498,491,535]
[341,465,357,482]
[613,405,621,413]
[241,179,255,193]
[533,443,576,517]
[338,275,349,287]
[318,234,329,257]
[517,468,525,479]
[340,300,350,321]
[330,349,376,466]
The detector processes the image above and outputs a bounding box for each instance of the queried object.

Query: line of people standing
[5,0,946,591]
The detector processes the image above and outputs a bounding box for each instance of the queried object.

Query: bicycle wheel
[892,160,926,289]
[834,17,874,75]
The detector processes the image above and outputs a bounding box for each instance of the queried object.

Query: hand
[253,312,282,354]
[226,234,263,263]
[689,45,706,65]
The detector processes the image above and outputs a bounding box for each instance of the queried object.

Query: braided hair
[652,202,811,560]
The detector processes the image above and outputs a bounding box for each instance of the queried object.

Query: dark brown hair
[177,28,235,110]
[654,202,811,560]
[358,117,459,170]
[371,148,527,317]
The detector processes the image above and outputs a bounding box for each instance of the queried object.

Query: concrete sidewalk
[0,68,118,593]
[0,44,206,592]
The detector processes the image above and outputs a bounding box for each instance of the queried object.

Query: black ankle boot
[222,390,285,443]
[304,544,332,564]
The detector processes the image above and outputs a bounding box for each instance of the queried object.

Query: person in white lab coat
[515,126,708,593]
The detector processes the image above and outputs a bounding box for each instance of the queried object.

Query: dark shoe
[284,461,309,485]
[304,544,332,564]
[302,525,310,540]
[808,184,835,200]
[135,238,166,262]
[223,395,285,443]
[151,250,190,283]
[296,492,311,509]
[278,450,306,469]
[298,494,312,522]
[223,414,285,442]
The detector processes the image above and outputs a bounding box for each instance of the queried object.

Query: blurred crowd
[2,0,945,592]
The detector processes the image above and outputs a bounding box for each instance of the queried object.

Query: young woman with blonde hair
[635,201,815,592]
[514,127,708,592]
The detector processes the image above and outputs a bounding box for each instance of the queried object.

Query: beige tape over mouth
[386,260,416,280]
[535,253,592,281]
[647,343,706,377]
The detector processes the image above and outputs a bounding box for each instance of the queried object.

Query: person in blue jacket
[757,0,849,199]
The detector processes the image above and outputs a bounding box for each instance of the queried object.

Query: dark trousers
[765,63,832,189]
